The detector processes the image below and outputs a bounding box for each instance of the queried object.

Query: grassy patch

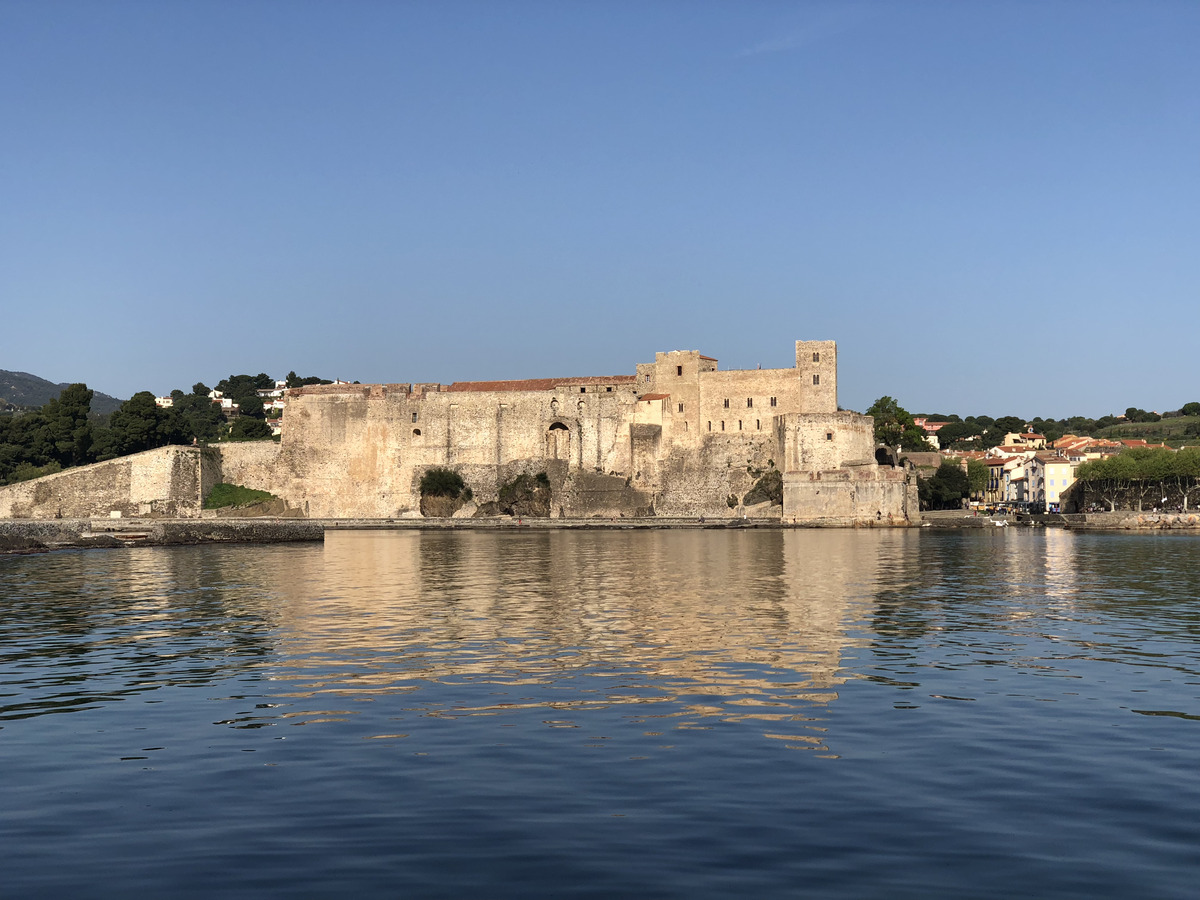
[204,483,277,509]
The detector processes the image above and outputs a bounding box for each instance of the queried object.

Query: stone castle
[0,340,917,524]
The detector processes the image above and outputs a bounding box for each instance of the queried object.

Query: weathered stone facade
[0,340,917,524]
[0,446,207,519]
[223,340,915,523]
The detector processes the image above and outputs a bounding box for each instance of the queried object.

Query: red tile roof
[446,375,637,393]
[639,393,670,401]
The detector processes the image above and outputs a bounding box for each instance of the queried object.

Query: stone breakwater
[0,518,325,554]
[1095,513,1200,530]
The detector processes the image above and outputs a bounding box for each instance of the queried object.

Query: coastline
[5,509,1199,555]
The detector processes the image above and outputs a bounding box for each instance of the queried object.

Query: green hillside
[0,370,124,415]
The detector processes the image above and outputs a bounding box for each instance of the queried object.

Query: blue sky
[2,1,1197,418]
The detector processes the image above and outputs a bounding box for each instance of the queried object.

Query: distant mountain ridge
[0,369,125,415]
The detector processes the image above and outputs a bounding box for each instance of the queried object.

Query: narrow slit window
[678,403,684,413]
[708,421,712,431]
[756,420,760,430]
[813,374,820,385]
[723,398,730,408]
[738,420,743,431]
[721,421,725,431]
[813,351,820,363]
[676,365,683,376]
[770,396,777,407]
[411,412,418,423]
[747,398,753,408]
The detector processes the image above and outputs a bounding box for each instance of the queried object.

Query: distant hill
[0,369,125,415]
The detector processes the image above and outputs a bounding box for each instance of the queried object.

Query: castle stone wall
[0,446,204,519]
[1,339,915,525]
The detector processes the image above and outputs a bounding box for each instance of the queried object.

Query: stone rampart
[0,446,205,519]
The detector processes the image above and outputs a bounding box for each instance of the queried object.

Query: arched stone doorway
[546,421,571,460]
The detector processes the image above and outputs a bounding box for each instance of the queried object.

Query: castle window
[813,351,820,363]
[411,412,418,423]
[756,420,760,430]
[813,374,820,385]
[723,399,729,408]
[770,397,777,407]
[738,420,743,431]
[826,432,834,441]
[747,398,753,408]
[677,365,683,376]
[684,421,688,431]
[580,387,586,393]
[606,386,612,392]
[413,428,421,437]
[678,403,684,413]
[708,421,712,431]
[721,421,725,431]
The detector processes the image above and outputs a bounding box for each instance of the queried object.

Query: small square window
[606,386,612,392]
[826,432,833,441]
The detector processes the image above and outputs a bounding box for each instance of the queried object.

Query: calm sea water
[2,528,1199,899]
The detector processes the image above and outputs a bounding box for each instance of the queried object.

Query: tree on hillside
[866,396,928,451]
[1181,402,1200,417]
[95,392,172,460]
[0,410,51,483]
[169,389,226,443]
[933,420,983,447]
[216,374,272,419]
[285,371,333,388]
[40,383,94,467]
[1125,407,1161,423]
[229,416,271,440]
[993,416,1026,438]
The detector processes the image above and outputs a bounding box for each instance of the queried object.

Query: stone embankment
[0,518,324,554]
[2,513,879,554]
[918,510,1200,530]
[1066,512,1200,531]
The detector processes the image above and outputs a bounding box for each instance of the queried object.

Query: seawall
[0,518,324,554]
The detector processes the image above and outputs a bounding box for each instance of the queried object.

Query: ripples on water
[2,529,1199,898]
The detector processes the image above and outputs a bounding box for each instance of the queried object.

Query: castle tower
[795,340,837,413]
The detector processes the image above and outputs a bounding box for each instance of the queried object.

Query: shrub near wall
[419,467,472,517]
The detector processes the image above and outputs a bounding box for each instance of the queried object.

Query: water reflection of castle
[269,530,916,733]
